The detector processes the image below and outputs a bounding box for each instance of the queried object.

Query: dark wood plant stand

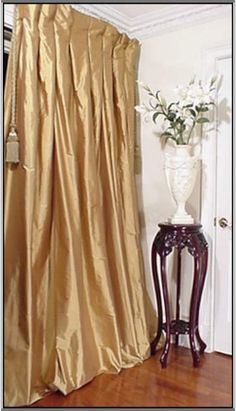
[150,223,208,368]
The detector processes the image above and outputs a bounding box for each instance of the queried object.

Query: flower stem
[186,120,196,145]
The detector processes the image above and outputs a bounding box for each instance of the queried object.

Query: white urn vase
[164,145,199,224]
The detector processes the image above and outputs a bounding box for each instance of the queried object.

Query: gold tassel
[5,128,20,164]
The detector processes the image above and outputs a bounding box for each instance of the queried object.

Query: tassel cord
[6,5,20,164]
[10,5,17,132]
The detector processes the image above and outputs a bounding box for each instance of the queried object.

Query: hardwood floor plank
[33,346,232,408]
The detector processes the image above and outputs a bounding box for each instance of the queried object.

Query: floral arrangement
[135,75,219,146]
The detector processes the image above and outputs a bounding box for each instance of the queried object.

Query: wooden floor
[33,346,232,408]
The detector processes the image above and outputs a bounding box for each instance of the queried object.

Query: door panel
[214,56,232,355]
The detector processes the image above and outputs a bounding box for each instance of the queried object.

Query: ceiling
[100,4,169,18]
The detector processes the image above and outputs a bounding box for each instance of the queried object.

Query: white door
[213,55,232,355]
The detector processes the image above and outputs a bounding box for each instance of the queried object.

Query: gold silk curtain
[4,5,156,406]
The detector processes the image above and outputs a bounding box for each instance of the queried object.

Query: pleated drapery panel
[4,5,158,406]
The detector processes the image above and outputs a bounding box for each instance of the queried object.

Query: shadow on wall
[201,91,231,214]
[134,51,157,310]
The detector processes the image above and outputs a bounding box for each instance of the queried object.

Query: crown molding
[132,4,231,39]
[4,4,231,41]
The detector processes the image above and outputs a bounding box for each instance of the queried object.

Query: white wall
[136,15,232,347]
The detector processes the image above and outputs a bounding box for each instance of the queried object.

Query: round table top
[158,222,202,231]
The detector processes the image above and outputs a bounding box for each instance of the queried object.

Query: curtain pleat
[4,5,158,406]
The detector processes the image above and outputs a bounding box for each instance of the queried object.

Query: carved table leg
[195,249,208,354]
[160,254,171,368]
[150,241,163,355]
[189,250,201,367]
[175,248,181,346]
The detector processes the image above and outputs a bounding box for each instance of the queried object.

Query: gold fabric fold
[4,5,158,406]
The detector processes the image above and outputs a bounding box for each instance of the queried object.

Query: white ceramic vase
[164,145,199,224]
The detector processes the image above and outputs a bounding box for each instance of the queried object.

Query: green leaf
[183,103,193,108]
[198,106,209,112]
[210,74,218,87]
[167,112,176,121]
[168,102,176,110]
[152,112,162,123]
[176,140,187,146]
[189,109,196,117]
[196,117,209,124]
[189,75,196,85]
[149,99,159,110]
[155,90,161,100]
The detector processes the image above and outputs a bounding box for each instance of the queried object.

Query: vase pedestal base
[150,223,208,368]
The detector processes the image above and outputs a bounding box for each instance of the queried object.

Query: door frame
[200,44,232,352]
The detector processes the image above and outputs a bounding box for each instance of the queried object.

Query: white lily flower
[134,104,154,123]
[174,84,195,107]
[170,103,178,111]
[135,75,216,146]
[187,83,213,106]
[183,108,192,117]
[134,104,149,114]
[174,85,188,100]
[175,107,183,118]
[178,97,193,108]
